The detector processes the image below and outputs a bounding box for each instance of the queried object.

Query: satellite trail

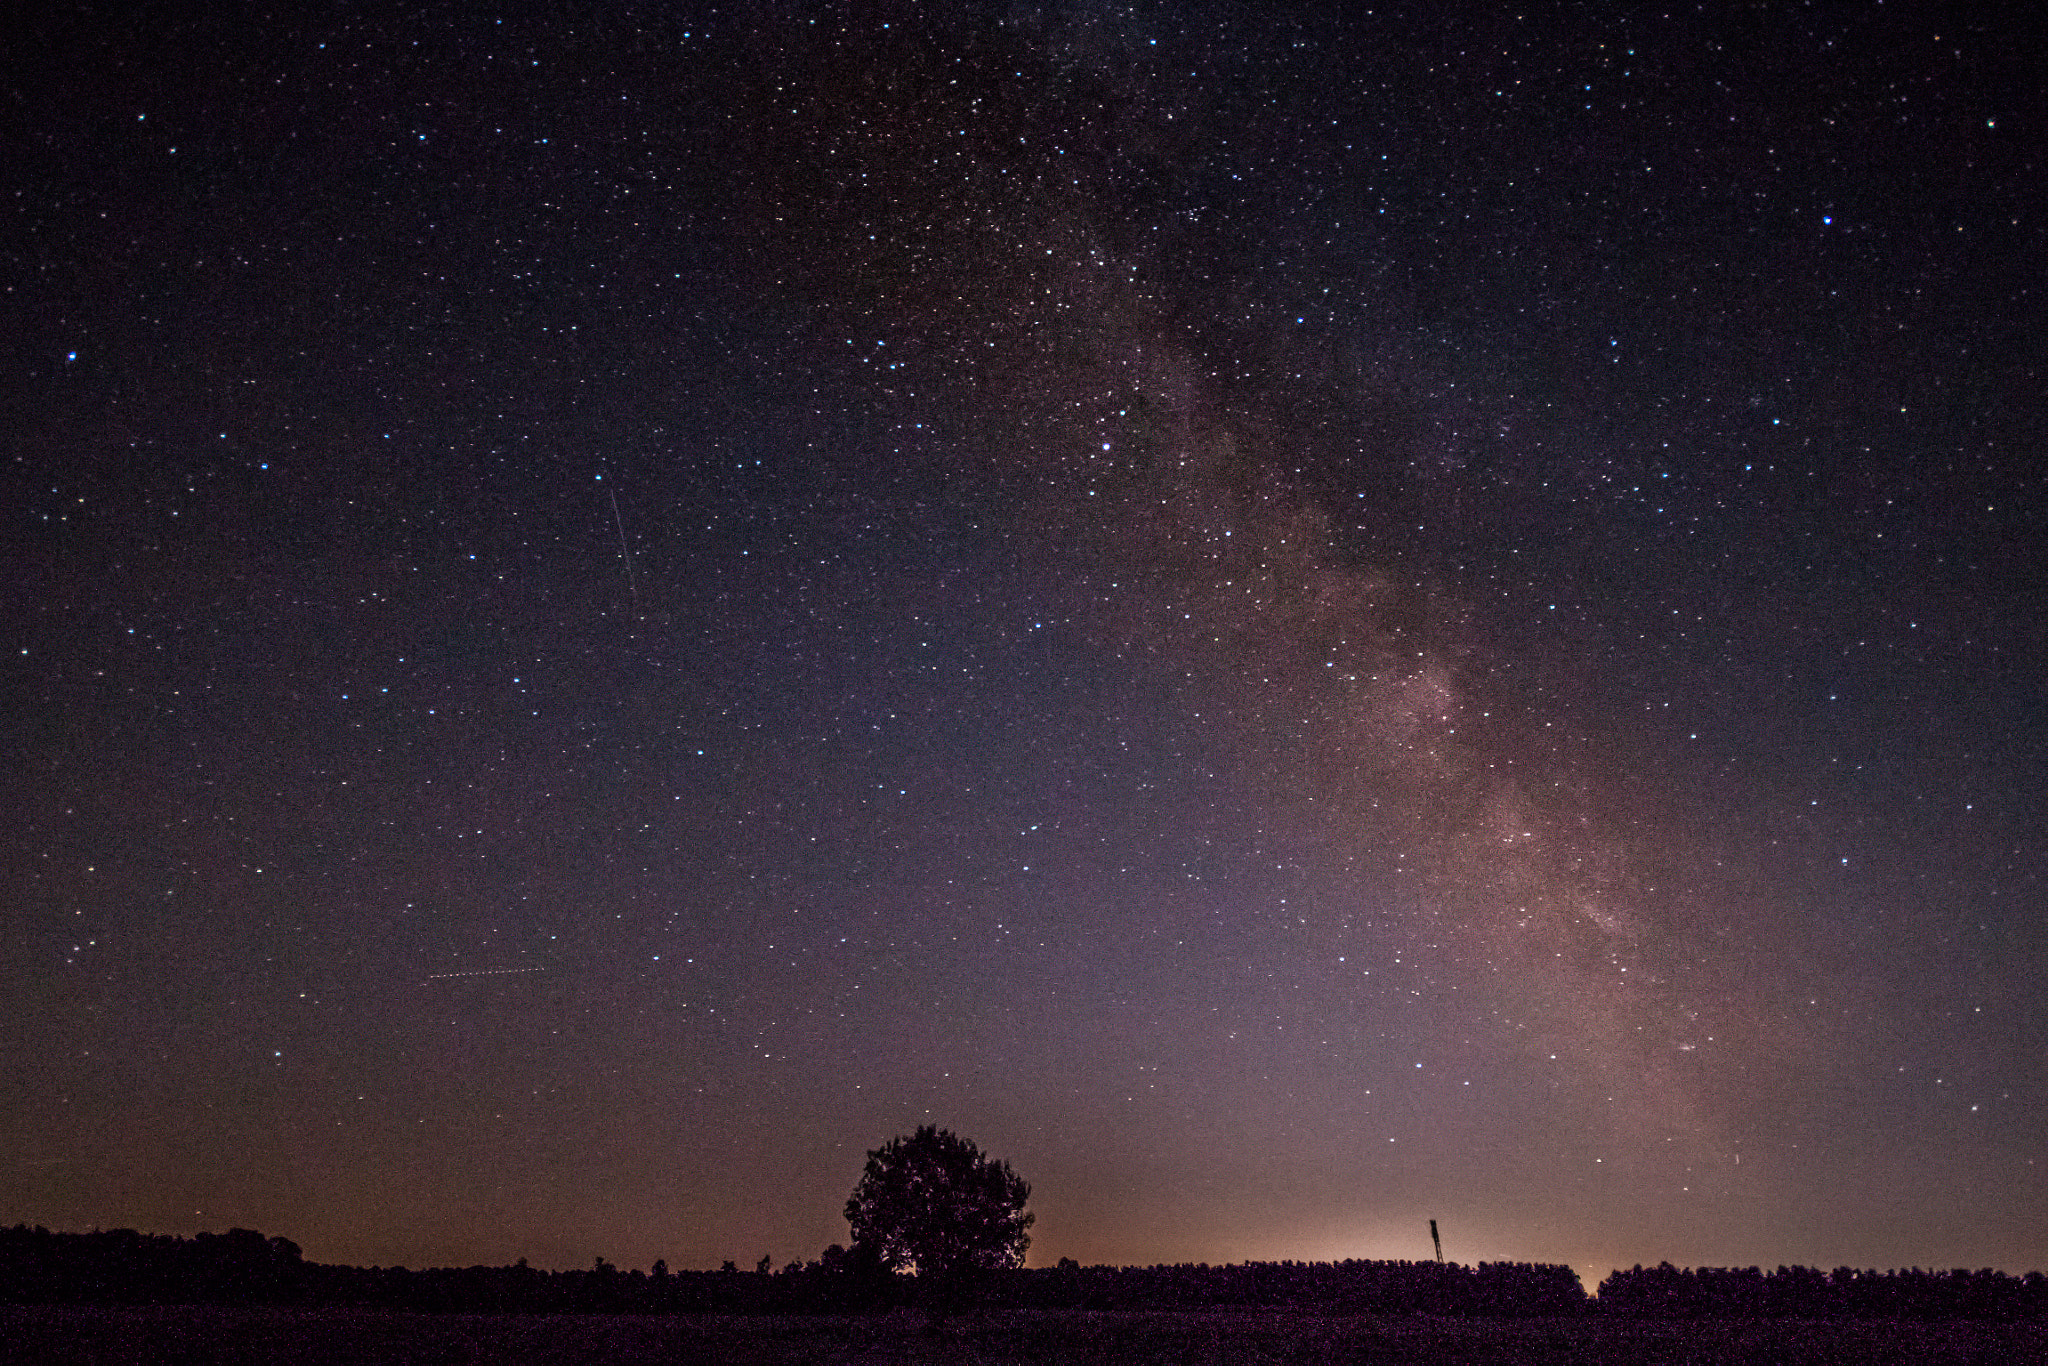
[424,967,546,981]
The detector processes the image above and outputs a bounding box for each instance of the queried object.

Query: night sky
[5,3,2044,1289]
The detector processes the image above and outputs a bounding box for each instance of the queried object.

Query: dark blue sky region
[4,2,2043,1287]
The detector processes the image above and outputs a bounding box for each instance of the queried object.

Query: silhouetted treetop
[843,1124,1033,1277]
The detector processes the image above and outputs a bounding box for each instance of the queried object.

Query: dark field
[3,1307,2041,1365]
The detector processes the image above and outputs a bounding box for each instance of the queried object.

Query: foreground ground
[3,1305,2041,1364]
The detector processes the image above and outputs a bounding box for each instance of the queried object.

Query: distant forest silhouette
[4,1225,2045,1320]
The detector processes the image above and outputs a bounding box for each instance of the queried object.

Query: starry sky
[5,3,2044,1288]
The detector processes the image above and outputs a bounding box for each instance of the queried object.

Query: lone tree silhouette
[844,1125,1033,1284]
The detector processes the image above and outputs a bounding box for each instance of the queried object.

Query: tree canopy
[843,1125,1033,1278]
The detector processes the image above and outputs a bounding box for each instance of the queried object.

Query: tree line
[7,1225,2043,1320]
[6,1129,2041,1320]
[1595,1261,2048,1321]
